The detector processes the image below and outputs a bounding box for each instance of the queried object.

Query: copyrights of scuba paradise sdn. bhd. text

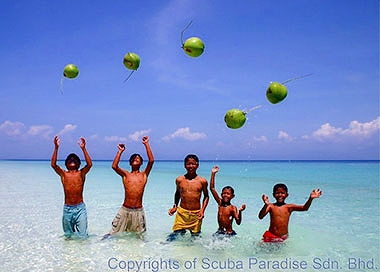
[107,256,377,271]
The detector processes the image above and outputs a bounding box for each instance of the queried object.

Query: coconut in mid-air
[224,106,261,129]
[123,52,140,82]
[181,21,205,58]
[266,73,313,104]
[60,63,79,94]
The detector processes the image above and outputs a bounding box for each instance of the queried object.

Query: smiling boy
[210,166,246,236]
[167,154,209,240]
[258,183,322,242]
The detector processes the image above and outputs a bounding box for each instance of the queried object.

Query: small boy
[210,166,246,236]
[107,136,154,237]
[258,183,322,242]
[51,135,92,238]
[167,154,209,240]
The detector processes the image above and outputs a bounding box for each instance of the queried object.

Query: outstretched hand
[240,204,246,212]
[142,136,149,144]
[310,188,322,199]
[78,137,86,149]
[212,165,219,174]
[53,135,60,148]
[117,143,126,152]
[262,194,270,205]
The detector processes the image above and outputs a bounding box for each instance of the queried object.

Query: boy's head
[184,154,199,174]
[129,153,143,166]
[65,153,81,170]
[184,154,199,164]
[222,186,235,195]
[221,186,235,203]
[272,183,289,203]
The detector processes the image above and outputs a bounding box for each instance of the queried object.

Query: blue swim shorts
[62,202,88,238]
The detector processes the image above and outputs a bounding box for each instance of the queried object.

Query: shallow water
[0,160,379,271]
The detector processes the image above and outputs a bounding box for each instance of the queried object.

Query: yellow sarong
[172,206,202,233]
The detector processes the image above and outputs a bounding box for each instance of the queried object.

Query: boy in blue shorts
[51,136,92,238]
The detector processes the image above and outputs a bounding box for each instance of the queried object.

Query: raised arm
[51,136,64,177]
[142,136,154,176]
[210,166,221,205]
[291,188,322,212]
[235,204,246,225]
[258,194,271,219]
[112,144,126,177]
[79,137,92,176]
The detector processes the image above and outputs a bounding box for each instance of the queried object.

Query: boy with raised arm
[167,154,209,240]
[210,166,246,236]
[258,183,322,242]
[51,136,92,238]
[107,136,154,237]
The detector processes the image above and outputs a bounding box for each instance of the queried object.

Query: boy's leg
[74,203,88,238]
[166,229,186,241]
[62,206,74,238]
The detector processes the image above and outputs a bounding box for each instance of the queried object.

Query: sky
[0,0,379,160]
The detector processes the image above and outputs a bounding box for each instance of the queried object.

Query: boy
[107,136,154,236]
[51,135,92,238]
[167,154,209,240]
[258,183,322,242]
[210,166,246,236]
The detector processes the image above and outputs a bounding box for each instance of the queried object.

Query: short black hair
[184,154,199,164]
[129,153,143,165]
[65,153,81,167]
[273,183,288,194]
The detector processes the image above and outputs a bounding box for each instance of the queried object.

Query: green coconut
[224,109,247,129]
[123,52,140,70]
[63,64,79,79]
[182,37,205,57]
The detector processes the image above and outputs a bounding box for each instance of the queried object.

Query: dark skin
[210,166,246,234]
[258,186,322,237]
[112,136,154,209]
[51,136,92,205]
[168,158,209,220]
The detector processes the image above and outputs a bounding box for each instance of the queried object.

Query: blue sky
[0,0,379,160]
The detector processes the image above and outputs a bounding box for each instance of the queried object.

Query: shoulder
[119,168,131,177]
[228,205,238,212]
[197,175,208,184]
[176,175,186,184]
[176,175,185,181]
[285,203,302,211]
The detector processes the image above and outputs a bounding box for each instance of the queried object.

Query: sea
[0,160,379,272]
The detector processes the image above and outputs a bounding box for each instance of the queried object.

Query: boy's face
[221,188,234,203]
[66,157,80,170]
[130,156,143,167]
[184,158,198,174]
[273,187,288,203]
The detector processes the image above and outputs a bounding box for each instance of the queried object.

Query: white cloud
[162,127,207,141]
[104,136,128,142]
[129,129,152,142]
[346,118,380,136]
[253,135,268,142]
[0,120,25,136]
[89,134,99,140]
[27,125,54,138]
[58,124,77,135]
[278,130,294,142]
[305,117,380,141]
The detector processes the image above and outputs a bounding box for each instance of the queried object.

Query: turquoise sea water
[0,160,379,272]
